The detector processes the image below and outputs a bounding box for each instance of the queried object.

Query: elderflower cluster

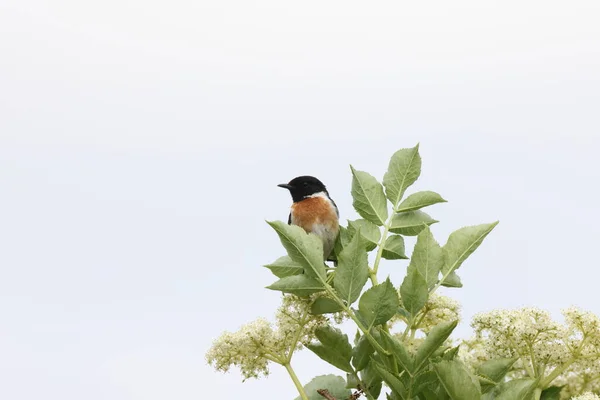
[471,307,569,365]
[465,307,600,398]
[419,293,461,333]
[555,364,600,399]
[458,337,489,371]
[205,294,327,380]
[390,293,461,334]
[571,393,600,400]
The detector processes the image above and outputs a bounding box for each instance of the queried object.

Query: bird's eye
[303,182,309,187]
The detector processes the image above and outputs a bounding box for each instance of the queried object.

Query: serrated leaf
[307,326,353,373]
[267,221,326,280]
[390,211,438,236]
[311,297,344,314]
[441,271,462,288]
[361,360,383,399]
[400,267,428,316]
[334,228,369,305]
[331,226,351,261]
[347,219,381,251]
[415,320,458,371]
[359,279,400,328]
[495,379,537,400]
[382,235,409,260]
[408,226,443,289]
[352,334,374,371]
[350,166,389,226]
[442,346,460,360]
[440,222,499,285]
[294,375,351,400]
[540,386,563,400]
[434,360,482,400]
[477,358,516,383]
[266,275,325,296]
[263,256,304,278]
[397,190,447,212]
[383,145,422,208]
[380,330,415,374]
[414,371,439,395]
[373,361,407,398]
[346,372,359,388]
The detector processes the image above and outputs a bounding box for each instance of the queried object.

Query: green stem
[533,388,542,400]
[371,217,392,278]
[539,335,588,387]
[284,363,309,400]
[323,285,390,356]
[286,311,310,363]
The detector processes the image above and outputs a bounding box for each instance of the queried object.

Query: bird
[278,176,340,260]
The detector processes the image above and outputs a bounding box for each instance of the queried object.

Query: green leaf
[331,226,351,261]
[390,211,438,236]
[433,360,482,400]
[352,334,375,371]
[346,372,359,388]
[476,358,516,384]
[383,145,422,208]
[294,375,351,400]
[540,386,564,400]
[267,221,326,280]
[263,256,303,278]
[350,166,389,226]
[408,226,443,289]
[476,358,516,393]
[358,279,400,328]
[347,219,381,251]
[440,271,463,288]
[334,228,369,305]
[311,297,344,315]
[361,360,383,399]
[414,371,439,395]
[494,379,537,400]
[397,191,447,212]
[415,320,458,371]
[440,222,498,286]
[373,361,407,398]
[442,346,460,361]
[307,326,353,373]
[266,275,324,296]
[400,267,428,316]
[380,330,415,374]
[382,235,409,260]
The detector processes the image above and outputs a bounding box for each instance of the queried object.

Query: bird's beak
[278,183,293,190]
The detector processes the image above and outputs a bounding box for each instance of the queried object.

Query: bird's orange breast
[290,196,339,232]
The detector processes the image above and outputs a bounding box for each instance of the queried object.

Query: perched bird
[278,176,340,260]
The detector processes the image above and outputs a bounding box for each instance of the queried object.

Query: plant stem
[371,218,392,279]
[539,334,588,387]
[533,388,542,400]
[284,362,309,400]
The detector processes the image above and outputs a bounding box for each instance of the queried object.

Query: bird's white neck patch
[306,191,328,199]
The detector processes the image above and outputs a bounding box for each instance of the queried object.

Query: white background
[1,1,599,399]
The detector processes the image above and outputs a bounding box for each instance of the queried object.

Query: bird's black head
[278,175,328,202]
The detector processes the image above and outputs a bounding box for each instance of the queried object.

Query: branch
[317,389,338,400]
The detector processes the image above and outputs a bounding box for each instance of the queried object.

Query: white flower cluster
[467,307,600,398]
[205,294,327,380]
[391,293,461,334]
[419,293,461,333]
[571,393,600,400]
[554,362,600,399]
[471,307,568,365]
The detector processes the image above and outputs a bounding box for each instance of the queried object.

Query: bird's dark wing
[329,197,340,218]
[287,212,292,225]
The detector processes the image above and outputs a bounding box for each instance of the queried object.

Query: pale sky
[1,1,599,399]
